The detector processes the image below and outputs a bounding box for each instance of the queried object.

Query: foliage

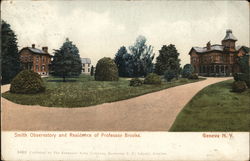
[155,44,181,76]
[114,46,129,77]
[95,57,119,81]
[188,73,199,79]
[1,20,21,84]
[164,69,176,82]
[144,73,161,85]
[182,64,194,78]
[114,36,154,77]
[10,70,45,94]
[170,80,250,131]
[236,54,250,87]
[90,65,94,76]
[50,38,82,82]
[232,81,248,93]
[238,54,250,74]
[129,78,143,87]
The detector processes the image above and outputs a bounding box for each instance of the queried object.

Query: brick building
[189,29,249,76]
[19,44,52,76]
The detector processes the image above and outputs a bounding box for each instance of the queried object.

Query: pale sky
[2,0,249,66]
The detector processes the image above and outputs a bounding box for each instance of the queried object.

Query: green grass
[170,79,250,132]
[2,74,204,108]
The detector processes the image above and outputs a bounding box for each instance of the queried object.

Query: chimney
[32,44,35,48]
[206,41,211,50]
[42,46,48,53]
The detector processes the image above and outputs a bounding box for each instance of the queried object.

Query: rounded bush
[232,81,248,93]
[182,64,194,78]
[144,73,161,84]
[188,73,199,79]
[164,70,175,82]
[129,78,143,87]
[95,57,119,81]
[10,70,45,94]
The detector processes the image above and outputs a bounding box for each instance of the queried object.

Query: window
[29,56,32,61]
[36,56,39,63]
[88,63,90,67]
[36,65,39,71]
[42,56,45,63]
[88,68,90,72]
[42,65,45,71]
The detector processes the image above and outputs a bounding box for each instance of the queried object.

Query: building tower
[221,29,237,51]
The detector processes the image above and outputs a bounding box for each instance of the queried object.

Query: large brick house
[189,29,249,76]
[19,44,52,76]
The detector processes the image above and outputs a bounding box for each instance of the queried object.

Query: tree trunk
[63,76,66,82]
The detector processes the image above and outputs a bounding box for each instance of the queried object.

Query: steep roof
[191,44,224,54]
[19,47,52,56]
[222,29,237,41]
[81,58,91,64]
[27,47,47,54]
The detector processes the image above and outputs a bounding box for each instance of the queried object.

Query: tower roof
[222,29,237,41]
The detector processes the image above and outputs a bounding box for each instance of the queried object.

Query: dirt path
[1,77,231,131]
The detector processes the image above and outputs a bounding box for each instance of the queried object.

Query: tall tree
[114,46,128,77]
[1,20,20,84]
[128,35,154,77]
[155,44,181,76]
[50,38,82,81]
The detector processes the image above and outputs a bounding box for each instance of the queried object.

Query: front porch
[198,64,233,77]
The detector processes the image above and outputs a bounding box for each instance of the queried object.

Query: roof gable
[81,58,91,64]
[19,47,52,56]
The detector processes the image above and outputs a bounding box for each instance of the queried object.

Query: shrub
[129,78,143,87]
[182,64,194,78]
[95,57,119,81]
[234,73,250,87]
[10,70,45,94]
[164,70,175,82]
[188,73,199,79]
[144,73,162,85]
[232,81,248,93]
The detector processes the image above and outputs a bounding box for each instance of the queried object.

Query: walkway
[1,77,231,131]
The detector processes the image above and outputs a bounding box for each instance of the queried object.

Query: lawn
[170,79,250,131]
[2,74,204,108]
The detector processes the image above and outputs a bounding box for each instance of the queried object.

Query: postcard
[1,0,249,160]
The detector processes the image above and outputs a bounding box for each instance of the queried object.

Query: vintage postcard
[1,0,249,160]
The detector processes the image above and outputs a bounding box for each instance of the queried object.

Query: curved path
[1,77,231,131]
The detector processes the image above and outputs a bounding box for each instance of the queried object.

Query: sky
[2,0,249,66]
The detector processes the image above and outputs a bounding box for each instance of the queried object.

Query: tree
[128,35,154,77]
[90,65,94,76]
[1,20,20,84]
[155,44,181,77]
[50,38,82,82]
[182,64,194,78]
[114,46,128,77]
[114,36,154,77]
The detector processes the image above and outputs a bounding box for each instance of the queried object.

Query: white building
[81,58,91,74]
